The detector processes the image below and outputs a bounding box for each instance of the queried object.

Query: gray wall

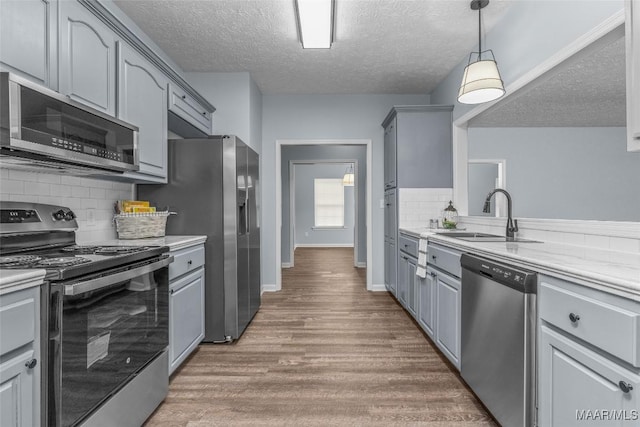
[261,93,430,287]
[186,72,262,154]
[293,163,355,249]
[430,1,624,119]
[468,127,640,221]
[281,145,366,264]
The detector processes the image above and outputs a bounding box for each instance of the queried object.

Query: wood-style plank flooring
[145,247,495,426]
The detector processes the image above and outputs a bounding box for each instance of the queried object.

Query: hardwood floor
[145,247,496,426]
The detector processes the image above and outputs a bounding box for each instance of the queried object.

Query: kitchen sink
[436,232,541,243]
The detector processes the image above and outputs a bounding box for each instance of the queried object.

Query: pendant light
[342,164,354,186]
[458,0,505,104]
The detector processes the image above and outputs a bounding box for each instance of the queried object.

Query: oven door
[48,255,171,427]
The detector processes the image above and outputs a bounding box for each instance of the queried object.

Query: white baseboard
[261,284,278,294]
[369,283,388,292]
[295,243,355,248]
[281,262,293,268]
[355,262,367,268]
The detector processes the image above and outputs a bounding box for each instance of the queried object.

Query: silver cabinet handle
[569,313,580,323]
[25,359,37,369]
[619,381,634,393]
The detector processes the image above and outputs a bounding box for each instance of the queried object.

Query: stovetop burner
[0,255,43,267]
[61,245,101,254]
[60,245,149,255]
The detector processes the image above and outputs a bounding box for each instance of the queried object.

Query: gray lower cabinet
[397,238,418,317]
[417,270,436,339]
[384,239,396,295]
[0,0,57,88]
[428,264,461,370]
[538,275,640,426]
[0,286,41,427]
[397,252,408,306]
[58,0,117,115]
[118,42,168,182]
[169,244,205,375]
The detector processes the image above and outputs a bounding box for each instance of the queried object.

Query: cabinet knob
[170,289,175,295]
[25,359,37,369]
[182,95,186,99]
[187,260,193,265]
[619,381,634,393]
[202,112,207,116]
[569,313,580,323]
[430,272,437,278]
[431,255,437,260]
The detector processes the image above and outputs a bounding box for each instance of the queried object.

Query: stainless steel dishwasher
[460,254,537,427]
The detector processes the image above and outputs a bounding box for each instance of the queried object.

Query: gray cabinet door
[418,268,436,338]
[383,118,397,189]
[0,349,37,427]
[0,0,56,88]
[396,109,453,188]
[435,271,461,369]
[169,268,205,375]
[384,239,397,295]
[384,189,396,242]
[397,253,408,306]
[59,0,116,114]
[118,42,168,180]
[406,257,418,317]
[539,325,640,427]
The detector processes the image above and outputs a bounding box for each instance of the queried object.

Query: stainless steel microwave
[0,72,139,173]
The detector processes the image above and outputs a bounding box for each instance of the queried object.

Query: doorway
[275,139,372,291]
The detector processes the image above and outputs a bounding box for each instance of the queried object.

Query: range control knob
[52,209,66,221]
[64,210,76,221]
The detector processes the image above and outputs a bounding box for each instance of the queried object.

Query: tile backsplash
[398,188,454,229]
[0,168,134,243]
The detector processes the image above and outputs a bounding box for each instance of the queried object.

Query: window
[314,178,344,227]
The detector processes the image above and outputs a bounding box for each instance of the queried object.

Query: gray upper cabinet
[626,0,640,151]
[0,0,57,88]
[168,83,212,135]
[118,42,168,181]
[383,117,397,189]
[381,105,454,189]
[58,0,116,115]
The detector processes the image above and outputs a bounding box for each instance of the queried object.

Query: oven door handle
[63,255,173,296]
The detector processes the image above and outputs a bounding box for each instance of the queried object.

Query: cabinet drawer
[0,293,36,355]
[427,243,462,278]
[168,83,212,135]
[398,234,418,258]
[169,245,205,281]
[540,279,640,367]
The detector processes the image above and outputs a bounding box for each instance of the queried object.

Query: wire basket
[114,211,176,239]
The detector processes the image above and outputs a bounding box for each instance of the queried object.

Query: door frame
[275,139,373,291]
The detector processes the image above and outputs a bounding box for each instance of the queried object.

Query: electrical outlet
[380,199,385,209]
[305,231,309,237]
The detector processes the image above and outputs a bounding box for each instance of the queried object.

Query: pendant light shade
[458,0,505,104]
[342,164,354,186]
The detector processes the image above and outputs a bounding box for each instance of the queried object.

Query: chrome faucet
[483,188,519,239]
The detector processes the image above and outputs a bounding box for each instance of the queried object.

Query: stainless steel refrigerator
[138,135,260,342]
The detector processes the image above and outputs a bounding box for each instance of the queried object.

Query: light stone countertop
[0,269,46,295]
[89,235,207,252]
[398,226,640,301]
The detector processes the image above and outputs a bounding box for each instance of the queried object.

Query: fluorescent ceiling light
[295,0,334,49]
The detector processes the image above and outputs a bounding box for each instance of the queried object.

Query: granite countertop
[399,226,640,300]
[0,269,46,295]
[90,235,207,252]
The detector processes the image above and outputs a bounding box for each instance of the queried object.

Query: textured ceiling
[113,0,512,94]
[469,36,626,127]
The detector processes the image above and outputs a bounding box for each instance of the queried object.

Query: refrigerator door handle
[238,199,247,235]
